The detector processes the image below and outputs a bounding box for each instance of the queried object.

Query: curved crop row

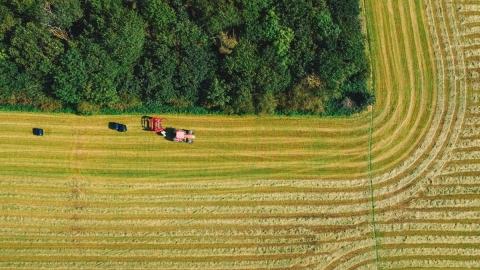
[334,0,480,268]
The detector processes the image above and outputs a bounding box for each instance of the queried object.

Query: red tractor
[173,129,195,144]
[145,116,195,143]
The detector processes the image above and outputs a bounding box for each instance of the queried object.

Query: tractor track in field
[68,128,88,236]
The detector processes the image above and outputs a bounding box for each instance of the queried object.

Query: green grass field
[0,113,369,181]
[1,0,480,269]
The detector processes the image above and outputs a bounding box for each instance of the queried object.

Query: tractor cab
[174,129,195,144]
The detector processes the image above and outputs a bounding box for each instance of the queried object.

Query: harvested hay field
[1,0,480,269]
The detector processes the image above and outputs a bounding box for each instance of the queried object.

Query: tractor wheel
[186,130,194,135]
[185,139,194,144]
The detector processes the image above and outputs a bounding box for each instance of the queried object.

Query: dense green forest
[0,0,373,115]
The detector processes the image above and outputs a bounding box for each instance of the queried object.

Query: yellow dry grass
[0,0,479,269]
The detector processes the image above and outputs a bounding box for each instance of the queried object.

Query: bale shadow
[141,116,152,131]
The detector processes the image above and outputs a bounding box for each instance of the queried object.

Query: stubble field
[0,0,479,269]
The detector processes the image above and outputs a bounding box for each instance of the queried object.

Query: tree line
[0,0,374,115]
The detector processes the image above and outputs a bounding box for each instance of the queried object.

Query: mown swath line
[0,241,327,251]
[323,246,374,270]
[379,255,480,262]
[378,230,480,237]
[0,253,313,263]
[0,210,373,220]
[0,235,372,247]
[386,268,477,270]
[1,197,372,207]
[0,221,371,234]
[376,218,480,225]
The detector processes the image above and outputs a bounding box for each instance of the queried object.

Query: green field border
[361,0,379,268]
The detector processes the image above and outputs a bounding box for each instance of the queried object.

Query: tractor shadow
[158,127,176,141]
[141,116,152,131]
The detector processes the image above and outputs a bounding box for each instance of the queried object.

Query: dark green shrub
[76,101,100,115]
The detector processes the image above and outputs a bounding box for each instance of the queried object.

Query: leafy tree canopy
[0,0,372,115]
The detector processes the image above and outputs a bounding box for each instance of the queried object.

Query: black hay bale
[108,122,119,130]
[118,124,127,132]
[32,128,43,136]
